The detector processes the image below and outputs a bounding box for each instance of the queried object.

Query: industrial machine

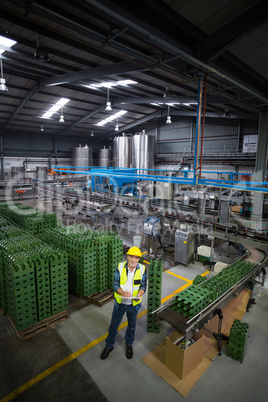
[143,216,162,257]
[174,228,195,266]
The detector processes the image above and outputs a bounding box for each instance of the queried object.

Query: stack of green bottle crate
[0,202,57,234]
[147,259,162,333]
[0,217,10,313]
[0,223,68,331]
[27,248,51,321]
[47,248,68,315]
[95,233,109,293]
[0,249,6,313]
[228,319,250,362]
[5,253,37,331]
[107,232,123,289]
[74,239,97,296]
[40,226,123,297]
[40,225,97,296]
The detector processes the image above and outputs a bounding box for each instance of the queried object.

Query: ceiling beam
[84,0,268,104]
[42,61,150,87]
[0,8,120,62]
[113,95,229,105]
[197,0,268,62]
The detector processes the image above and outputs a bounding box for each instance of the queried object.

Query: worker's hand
[133,293,141,301]
[123,291,131,297]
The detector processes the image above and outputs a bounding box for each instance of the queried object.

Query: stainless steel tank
[36,166,47,180]
[113,134,132,168]
[71,144,92,172]
[11,166,24,180]
[132,133,155,174]
[98,146,113,167]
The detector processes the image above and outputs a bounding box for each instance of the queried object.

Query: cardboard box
[164,331,204,379]
[232,205,242,214]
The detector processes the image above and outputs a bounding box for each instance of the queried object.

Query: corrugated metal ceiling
[0,0,267,146]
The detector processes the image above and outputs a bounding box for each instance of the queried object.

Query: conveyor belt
[155,247,267,342]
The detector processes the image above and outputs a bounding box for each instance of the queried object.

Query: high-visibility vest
[114,261,146,306]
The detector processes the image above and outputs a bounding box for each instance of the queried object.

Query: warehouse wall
[0,118,259,178]
[144,117,259,156]
[1,133,99,158]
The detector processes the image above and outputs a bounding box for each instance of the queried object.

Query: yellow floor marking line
[0,308,149,402]
[1,270,210,401]
[165,270,192,282]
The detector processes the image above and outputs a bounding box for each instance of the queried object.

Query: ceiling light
[0,58,8,91]
[0,35,17,55]
[166,116,172,124]
[105,101,112,111]
[91,131,94,136]
[223,109,230,117]
[42,98,70,119]
[115,117,119,131]
[87,79,138,90]
[118,80,138,86]
[166,105,172,124]
[59,107,65,123]
[34,37,50,62]
[96,110,127,126]
[40,125,44,132]
[105,88,112,111]
[164,85,172,99]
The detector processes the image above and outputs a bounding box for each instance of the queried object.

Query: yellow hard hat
[127,246,142,257]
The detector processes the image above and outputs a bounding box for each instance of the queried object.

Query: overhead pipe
[199,73,208,178]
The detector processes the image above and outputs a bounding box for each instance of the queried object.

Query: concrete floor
[1,198,268,402]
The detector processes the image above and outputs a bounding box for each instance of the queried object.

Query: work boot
[126,345,133,359]
[100,347,114,360]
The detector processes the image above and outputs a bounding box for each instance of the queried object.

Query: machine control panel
[175,230,187,238]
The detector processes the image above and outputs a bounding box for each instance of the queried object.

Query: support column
[252,108,268,230]
[0,136,4,181]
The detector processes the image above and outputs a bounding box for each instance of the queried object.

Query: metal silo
[71,144,92,173]
[36,167,48,180]
[113,134,132,168]
[132,132,155,174]
[98,146,113,167]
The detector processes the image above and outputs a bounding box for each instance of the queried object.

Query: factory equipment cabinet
[174,229,195,266]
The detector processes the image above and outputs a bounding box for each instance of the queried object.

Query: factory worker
[100,246,147,360]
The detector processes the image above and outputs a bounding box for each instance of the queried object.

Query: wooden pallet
[8,310,69,341]
[86,289,114,307]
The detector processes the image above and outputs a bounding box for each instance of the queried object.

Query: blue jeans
[105,302,140,348]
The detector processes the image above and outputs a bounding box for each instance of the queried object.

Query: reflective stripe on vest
[114,261,145,306]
